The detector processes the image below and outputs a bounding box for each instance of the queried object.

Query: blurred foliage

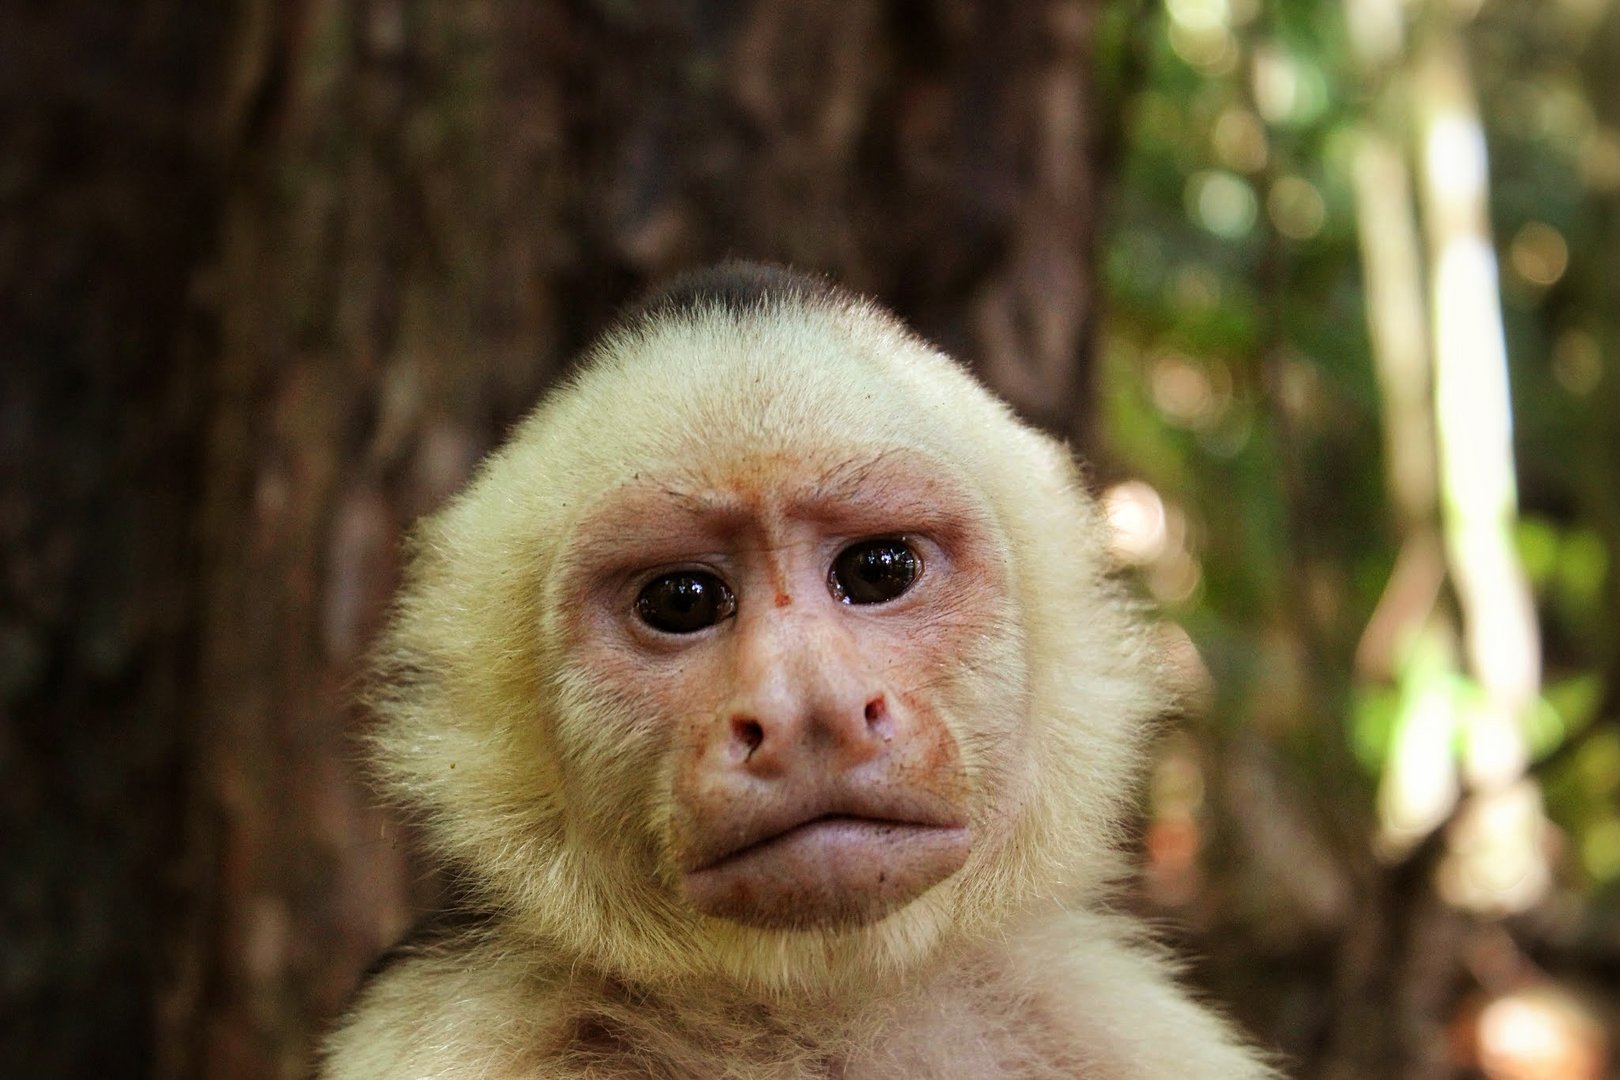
[1095,0,1618,1072]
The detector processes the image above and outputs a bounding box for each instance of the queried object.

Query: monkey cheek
[680,821,972,930]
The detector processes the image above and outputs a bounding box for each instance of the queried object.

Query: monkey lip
[679,807,972,928]
[696,813,967,872]
[679,788,970,874]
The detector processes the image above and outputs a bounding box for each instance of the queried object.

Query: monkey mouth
[700,813,963,869]
[678,807,971,929]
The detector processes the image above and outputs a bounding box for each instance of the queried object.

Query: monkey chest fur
[549,970,1098,1079]
[339,946,1101,1079]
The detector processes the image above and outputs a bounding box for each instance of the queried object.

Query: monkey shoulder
[318,935,853,1080]
[318,936,569,1080]
[997,912,1282,1080]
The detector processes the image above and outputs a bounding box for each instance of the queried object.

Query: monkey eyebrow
[625,450,906,520]
[657,486,713,514]
[569,448,982,555]
[805,449,905,505]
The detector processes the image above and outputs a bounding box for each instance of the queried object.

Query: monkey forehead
[425,290,1079,616]
[561,445,995,565]
[521,299,1020,499]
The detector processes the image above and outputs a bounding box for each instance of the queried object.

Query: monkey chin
[680,816,972,930]
[687,874,982,998]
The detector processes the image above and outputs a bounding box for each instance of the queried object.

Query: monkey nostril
[732,717,765,759]
[864,697,886,727]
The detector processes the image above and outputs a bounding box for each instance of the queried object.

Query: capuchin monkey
[321,264,1277,1078]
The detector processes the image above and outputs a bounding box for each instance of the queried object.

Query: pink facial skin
[561,448,1007,929]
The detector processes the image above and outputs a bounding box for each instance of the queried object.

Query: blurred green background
[1099,1,1618,1077]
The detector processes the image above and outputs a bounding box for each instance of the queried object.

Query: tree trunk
[3,3,1110,1077]
[0,3,236,1076]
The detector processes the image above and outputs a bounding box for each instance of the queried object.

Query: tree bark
[3,3,1110,1077]
[0,3,237,1076]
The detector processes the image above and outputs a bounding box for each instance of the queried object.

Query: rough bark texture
[3,2,1109,1078]
[0,3,233,1075]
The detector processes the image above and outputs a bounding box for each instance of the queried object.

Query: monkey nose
[726,692,890,776]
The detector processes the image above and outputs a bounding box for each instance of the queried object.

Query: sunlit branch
[1352,134,1437,537]
[1416,38,1541,765]
[1413,29,1549,916]
[1345,0,1549,915]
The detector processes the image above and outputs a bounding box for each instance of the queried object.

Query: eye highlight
[829,537,921,606]
[636,571,737,634]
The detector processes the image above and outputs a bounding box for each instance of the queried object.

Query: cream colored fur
[321,271,1279,1078]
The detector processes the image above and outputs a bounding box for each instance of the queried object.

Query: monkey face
[332,275,1271,1078]
[370,281,1154,989]
[556,447,1022,932]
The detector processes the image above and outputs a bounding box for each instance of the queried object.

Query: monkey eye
[636,571,737,634]
[829,537,921,606]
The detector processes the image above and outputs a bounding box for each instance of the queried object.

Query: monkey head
[368,265,1162,995]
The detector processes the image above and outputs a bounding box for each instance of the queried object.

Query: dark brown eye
[636,572,736,634]
[830,538,921,605]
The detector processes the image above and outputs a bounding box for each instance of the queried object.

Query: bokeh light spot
[1187,170,1258,238]
[1507,222,1569,287]
[1268,175,1327,240]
